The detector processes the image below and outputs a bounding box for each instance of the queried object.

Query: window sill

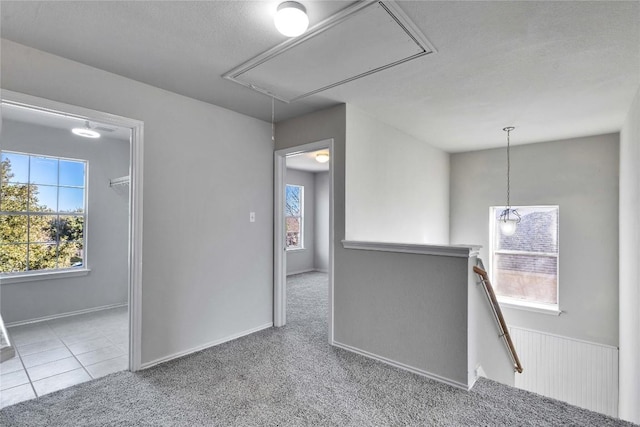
[0,268,91,285]
[286,247,305,252]
[497,297,561,316]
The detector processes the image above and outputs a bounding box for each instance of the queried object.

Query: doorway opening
[0,91,143,407]
[274,139,334,342]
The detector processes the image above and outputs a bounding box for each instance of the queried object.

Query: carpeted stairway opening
[0,272,633,426]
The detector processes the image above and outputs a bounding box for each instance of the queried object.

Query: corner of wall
[618,85,640,423]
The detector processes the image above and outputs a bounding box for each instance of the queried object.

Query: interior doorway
[0,91,143,406]
[274,139,334,342]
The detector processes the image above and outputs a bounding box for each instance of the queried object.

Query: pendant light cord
[503,126,514,209]
[271,96,275,142]
[507,128,511,208]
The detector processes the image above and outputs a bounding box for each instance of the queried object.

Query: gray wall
[2,39,274,365]
[275,104,346,343]
[335,248,470,388]
[450,134,620,347]
[285,168,316,275]
[277,107,514,389]
[345,106,450,245]
[315,171,329,272]
[1,119,129,323]
[619,87,640,423]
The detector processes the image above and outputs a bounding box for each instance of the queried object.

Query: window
[285,184,303,249]
[490,206,559,310]
[1,151,87,275]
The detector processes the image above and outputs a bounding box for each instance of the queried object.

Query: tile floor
[0,306,128,409]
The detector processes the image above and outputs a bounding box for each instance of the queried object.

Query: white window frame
[489,205,561,315]
[1,150,89,280]
[285,184,304,250]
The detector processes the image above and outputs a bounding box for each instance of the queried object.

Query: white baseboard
[469,364,486,389]
[139,322,273,370]
[6,303,128,327]
[286,268,315,276]
[332,340,468,391]
[287,268,328,276]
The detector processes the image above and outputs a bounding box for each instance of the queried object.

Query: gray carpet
[0,272,633,426]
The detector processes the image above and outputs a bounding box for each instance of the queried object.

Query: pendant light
[498,126,520,236]
[274,1,309,37]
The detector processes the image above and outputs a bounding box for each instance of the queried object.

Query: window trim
[489,205,560,312]
[496,296,562,315]
[1,268,91,284]
[285,184,304,250]
[1,150,88,278]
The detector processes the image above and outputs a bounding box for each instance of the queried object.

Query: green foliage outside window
[1,154,85,273]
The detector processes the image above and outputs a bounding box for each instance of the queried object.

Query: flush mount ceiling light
[274,1,309,37]
[72,121,100,139]
[315,152,329,163]
[498,126,520,236]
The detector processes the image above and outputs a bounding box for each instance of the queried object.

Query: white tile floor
[0,306,128,409]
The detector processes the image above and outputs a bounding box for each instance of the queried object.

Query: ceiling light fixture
[274,1,309,37]
[72,121,100,139]
[315,152,329,163]
[498,126,520,236]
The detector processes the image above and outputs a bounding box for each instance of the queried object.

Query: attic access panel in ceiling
[223,1,436,103]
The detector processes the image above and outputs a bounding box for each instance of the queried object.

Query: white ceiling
[1,103,131,142]
[227,1,434,102]
[1,1,639,152]
[286,150,330,172]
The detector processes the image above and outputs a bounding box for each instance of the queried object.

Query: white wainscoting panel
[510,326,618,417]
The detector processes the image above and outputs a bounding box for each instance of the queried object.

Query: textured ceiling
[1,1,639,152]
[226,1,434,102]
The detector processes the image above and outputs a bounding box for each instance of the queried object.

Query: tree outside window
[285,184,303,249]
[1,151,86,274]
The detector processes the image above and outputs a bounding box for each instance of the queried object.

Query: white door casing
[273,139,334,343]
[1,89,144,371]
